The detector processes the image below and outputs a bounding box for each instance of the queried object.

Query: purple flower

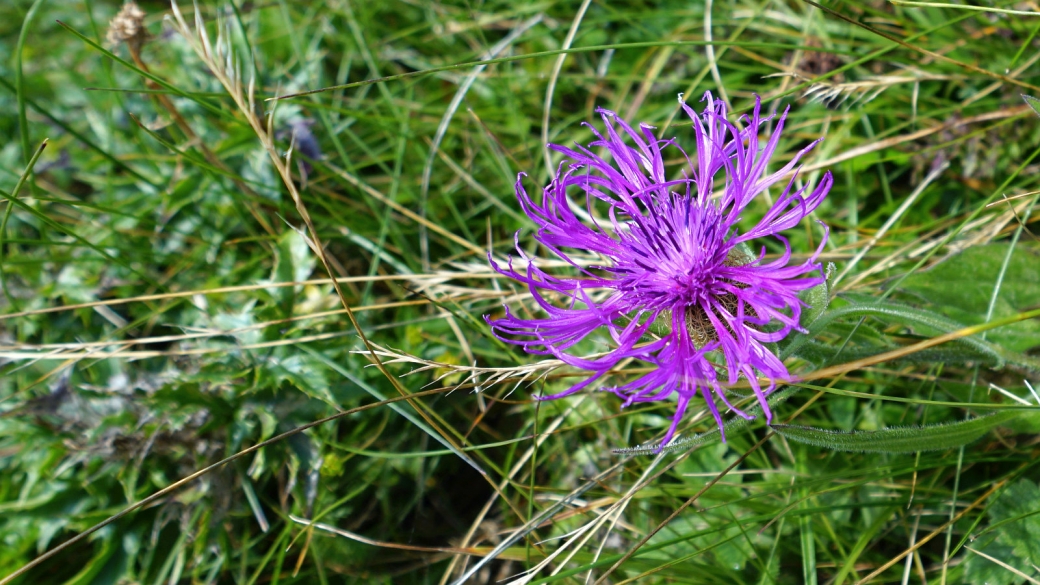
[487,91,831,447]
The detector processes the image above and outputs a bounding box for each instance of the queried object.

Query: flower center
[682,248,753,347]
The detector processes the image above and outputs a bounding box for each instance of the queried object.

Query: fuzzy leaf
[793,338,1005,368]
[780,297,1023,369]
[771,410,1024,453]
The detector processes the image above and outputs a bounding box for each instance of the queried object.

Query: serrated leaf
[273,232,298,320]
[771,410,1024,453]
[964,539,1022,585]
[988,480,1040,564]
[965,479,1040,583]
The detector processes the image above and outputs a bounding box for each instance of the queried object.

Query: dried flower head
[107,2,149,52]
[487,91,832,447]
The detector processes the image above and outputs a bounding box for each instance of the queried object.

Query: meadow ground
[1,0,1040,583]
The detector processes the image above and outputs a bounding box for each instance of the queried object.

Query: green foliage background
[1,0,1039,583]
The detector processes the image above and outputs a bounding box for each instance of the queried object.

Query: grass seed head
[106,2,149,52]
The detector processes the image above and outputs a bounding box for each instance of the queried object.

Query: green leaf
[964,479,1040,582]
[799,261,834,329]
[964,538,1021,585]
[273,232,298,320]
[898,242,1040,354]
[793,338,1005,369]
[987,480,1040,564]
[770,410,1024,453]
[1024,94,1040,118]
[782,293,1010,366]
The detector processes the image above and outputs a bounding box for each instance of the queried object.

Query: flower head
[487,91,831,447]
[107,2,149,52]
